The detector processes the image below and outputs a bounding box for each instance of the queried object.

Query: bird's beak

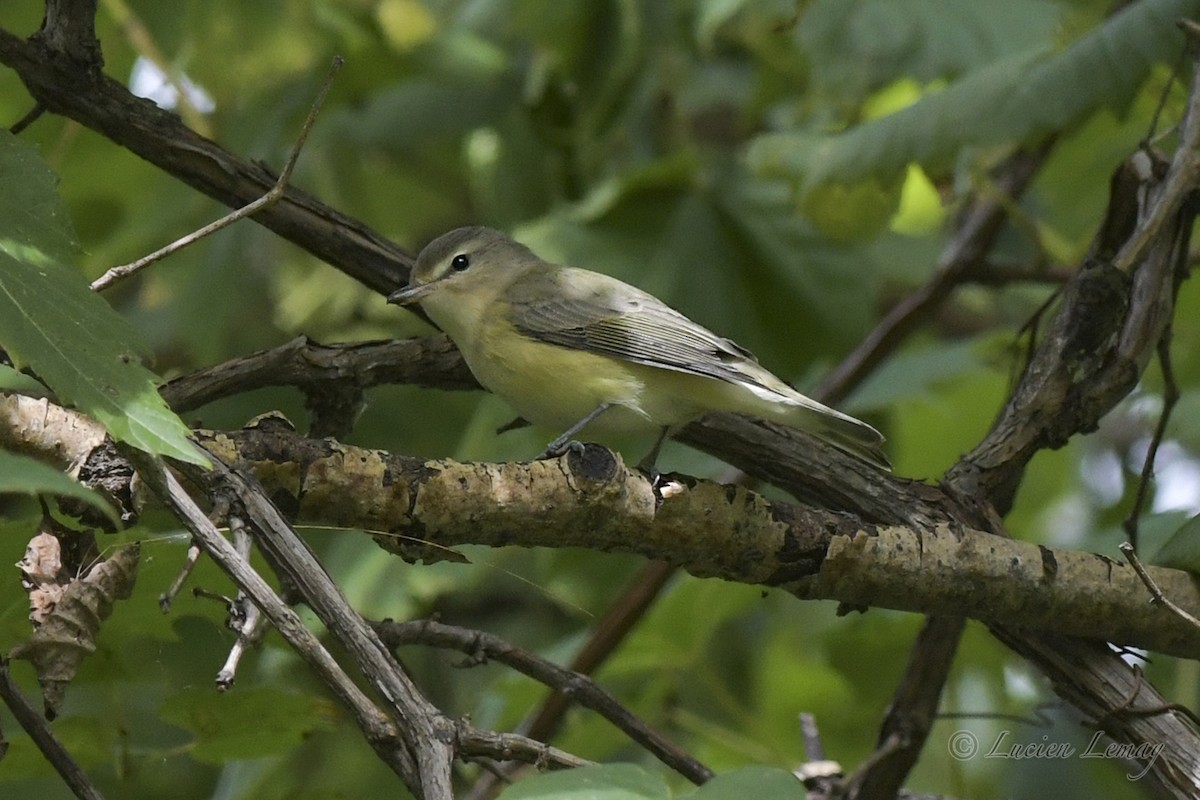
[387,282,434,306]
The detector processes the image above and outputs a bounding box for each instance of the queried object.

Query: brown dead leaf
[16,530,67,625]
[10,543,140,718]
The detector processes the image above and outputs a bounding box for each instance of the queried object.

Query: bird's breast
[459,318,660,434]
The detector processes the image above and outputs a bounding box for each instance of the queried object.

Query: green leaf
[681,766,804,799]
[748,0,1198,188]
[0,714,116,778]
[1152,513,1200,574]
[850,338,989,412]
[158,686,332,762]
[497,764,671,800]
[799,0,1065,102]
[0,450,118,525]
[0,130,207,466]
[0,363,51,396]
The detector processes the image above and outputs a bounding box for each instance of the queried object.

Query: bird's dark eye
[451,254,471,272]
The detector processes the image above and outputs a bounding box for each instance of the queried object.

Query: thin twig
[159,541,202,612]
[1179,18,1200,46]
[215,517,267,689]
[814,142,1054,405]
[102,0,212,136]
[162,484,227,613]
[456,726,592,772]
[9,102,45,134]
[1123,334,1180,550]
[1120,542,1200,630]
[521,560,675,743]
[375,618,713,786]
[89,54,344,292]
[969,260,1073,286]
[216,599,265,690]
[0,659,105,800]
[799,712,827,761]
[794,713,844,792]
[1146,46,1187,144]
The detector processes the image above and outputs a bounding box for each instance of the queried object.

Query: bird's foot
[537,439,587,460]
[635,460,662,487]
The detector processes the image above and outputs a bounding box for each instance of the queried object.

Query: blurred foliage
[493,762,803,799]
[0,0,1197,798]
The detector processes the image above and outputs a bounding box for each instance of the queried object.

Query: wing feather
[505,265,889,468]
[506,267,776,390]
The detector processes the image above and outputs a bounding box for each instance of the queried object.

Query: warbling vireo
[388,226,888,470]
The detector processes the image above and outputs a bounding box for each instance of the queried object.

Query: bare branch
[456,726,592,771]
[1123,335,1181,549]
[814,142,1055,406]
[0,28,411,294]
[120,450,420,788]
[89,56,343,293]
[1121,542,1200,630]
[159,335,476,413]
[520,561,675,743]
[375,618,713,785]
[0,659,104,800]
[845,617,965,800]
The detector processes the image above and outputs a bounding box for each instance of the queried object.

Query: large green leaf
[498,764,671,800]
[0,130,206,466]
[1152,513,1200,574]
[748,0,1198,188]
[799,0,1066,102]
[0,450,117,525]
[0,363,50,396]
[681,766,805,799]
[158,686,332,762]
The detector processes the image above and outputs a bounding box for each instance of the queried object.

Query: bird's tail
[766,391,890,471]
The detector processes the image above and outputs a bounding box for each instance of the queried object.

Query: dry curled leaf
[10,543,140,718]
[16,530,67,625]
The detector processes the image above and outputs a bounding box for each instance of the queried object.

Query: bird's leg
[636,426,671,475]
[538,403,613,459]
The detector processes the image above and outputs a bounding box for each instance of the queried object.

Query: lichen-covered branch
[8,398,1200,660]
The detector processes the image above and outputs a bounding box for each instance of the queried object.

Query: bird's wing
[505,267,778,390]
[506,266,890,469]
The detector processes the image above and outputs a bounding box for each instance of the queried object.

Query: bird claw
[537,439,587,460]
[636,461,662,486]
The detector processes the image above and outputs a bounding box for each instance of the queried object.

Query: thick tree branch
[187,423,1200,659]
[160,335,476,413]
[989,630,1199,799]
[6,398,1189,667]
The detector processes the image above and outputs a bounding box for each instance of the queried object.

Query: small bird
[388,226,888,470]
